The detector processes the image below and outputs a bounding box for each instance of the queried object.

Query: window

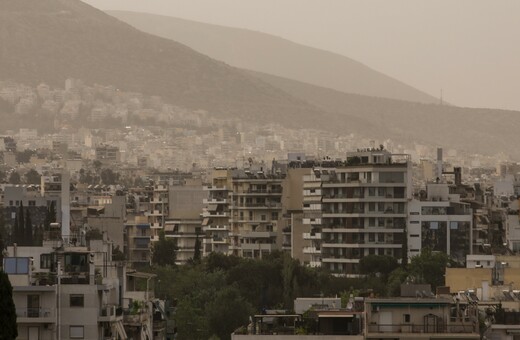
[271,212,279,221]
[28,200,36,206]
[368,218,375,227]
[70,326,84,339]
[368,233,375,242]
[368,188,375,196]
[3,257,29,274]
[403,314,411,323]
[70,294,84,307]
[40,254,52,269]
[369,202,375,212]
[9,200,13,206]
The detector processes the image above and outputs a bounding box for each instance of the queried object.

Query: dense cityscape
[1,1,520,340]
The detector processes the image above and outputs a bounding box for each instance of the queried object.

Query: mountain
[107,11,439,104]
[249,71,520,158]
[0,0,350,130]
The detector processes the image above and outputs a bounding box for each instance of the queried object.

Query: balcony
[303,232,322,240]
[303,246,321,254]
[202,211,229,218]
[203,185,227,191]
[241,243,275,251]
[146,210,163,216]
[99,304,123,322]
[203,198,228,204]
[303,218,322,225]
[204,225,230,231]
[366,323,477,335]
[16,308,55,323]
[242,231,277,239]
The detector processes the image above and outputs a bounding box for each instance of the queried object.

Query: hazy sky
[83,0,520,111]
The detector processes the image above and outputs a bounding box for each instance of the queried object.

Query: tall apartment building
[228,168,284,258]
[165,179,206,264]
[303,150,412,276]
[148,184,169,242]
[202,169,232,256]
[280,167,312,262]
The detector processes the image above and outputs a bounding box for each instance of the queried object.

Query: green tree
[152,231,177,266]
[386,267,410,297]
[15,149,34,164]
[8,171,21,184]
[100,168,119,185]
[15,203,25,246]
[359,255,398,280]
[44,201,57,231]
[0,270,18,339]
[193,233,201,263]
[206,285,254,340]
[24,169,40,184]
[24,209,33,246]
[408,248,450,289]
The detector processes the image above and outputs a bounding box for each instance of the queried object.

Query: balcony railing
[367,323,477,334]
[16,308,52,318]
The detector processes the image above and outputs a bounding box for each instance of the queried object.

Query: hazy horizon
[82,0,520,111]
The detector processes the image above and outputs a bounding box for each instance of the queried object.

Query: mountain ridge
[107,10,439,104]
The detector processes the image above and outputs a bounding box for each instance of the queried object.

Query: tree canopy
[0,270,18,339]
[152,231,177,267]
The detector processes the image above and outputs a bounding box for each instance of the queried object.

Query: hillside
[108,10,439,104]
[0,0,350,131]
[249,71,520,158]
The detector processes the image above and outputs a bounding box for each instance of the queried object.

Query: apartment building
[407,182,473,264]
[125,218,152,267]
[4,239,127,340]
[303,149,412,276]
[202,168,232,256]
[364,297,479,339]
[229,168,284,258]
[148,184,169,242]
[165,180,206,264]
[280,167,312,263]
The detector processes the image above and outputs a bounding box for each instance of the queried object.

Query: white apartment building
[303,149,412,276]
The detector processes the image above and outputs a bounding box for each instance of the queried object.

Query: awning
[207,204,218,212]
[202,218,210,226]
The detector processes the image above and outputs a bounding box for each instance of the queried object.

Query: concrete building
[147,184,169,242]
[125,218,152,268]
[229,168,284,258]
[364,297,479,339]
[280,167,311,262]
[202,169,232,256]
[303,150,412,276]
[4,239,127,340]
[407,182,473,264]
[164,180,206,264]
